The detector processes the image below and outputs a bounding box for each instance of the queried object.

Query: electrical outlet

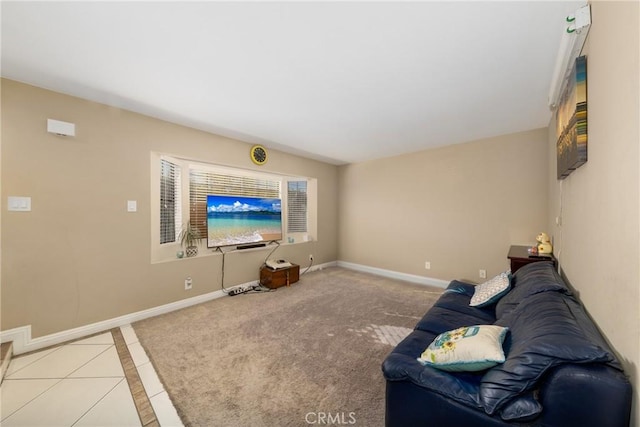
[309,254,314,262]
[479,269,487,279]
[424,261,431,270]
[184,277,193,290]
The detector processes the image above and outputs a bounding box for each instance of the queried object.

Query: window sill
[151,240,312,264]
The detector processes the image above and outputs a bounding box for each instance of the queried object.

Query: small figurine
[536,232,553,254]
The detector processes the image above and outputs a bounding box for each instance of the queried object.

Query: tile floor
[0,325,183,426]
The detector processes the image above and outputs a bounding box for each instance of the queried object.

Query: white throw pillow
[470,272,511,307]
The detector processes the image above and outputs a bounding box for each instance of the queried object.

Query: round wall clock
[250,144,268,165]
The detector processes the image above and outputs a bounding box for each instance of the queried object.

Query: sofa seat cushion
[414,281,496,334]
[433,290,497,323]
[415,306,494,335]
[480,292,616,414]
[498,392,542,422]
[383,329,484,411]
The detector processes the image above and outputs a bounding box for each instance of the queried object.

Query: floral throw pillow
[418,325,508,372]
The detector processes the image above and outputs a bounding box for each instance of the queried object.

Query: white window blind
[189,167,281,240]
[287,180,308,233]
[160,158,182,244]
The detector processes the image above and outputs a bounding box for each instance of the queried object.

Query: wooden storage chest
[260,264,300,289]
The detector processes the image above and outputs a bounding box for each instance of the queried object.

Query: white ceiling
[1,1,583,165]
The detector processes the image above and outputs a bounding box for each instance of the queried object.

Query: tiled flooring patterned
[0,325,183,426]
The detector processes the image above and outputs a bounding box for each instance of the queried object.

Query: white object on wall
[47,119,76,136]
[7,196,31,211]
[548,4,591,110]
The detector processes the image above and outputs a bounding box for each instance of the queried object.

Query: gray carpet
[133,267,443,427]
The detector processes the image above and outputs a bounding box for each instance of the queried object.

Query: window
[153,153,316,262]
[188,167,281,241]
[160,158,181,244]
[287,181,307,233]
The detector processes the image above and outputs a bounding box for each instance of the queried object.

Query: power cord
[216,246,231,295]
[249,283,275,293]
[262,241,281,268]
[221,240,318,296]
[224,241,282,296]
[228,282,275,296]
[301,256,314,275]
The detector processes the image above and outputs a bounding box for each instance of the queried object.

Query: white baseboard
[336,261,450,288]
[1,288,229,355]
[0,264,340,356]
[303,261,338,273]
[1,260,417,355]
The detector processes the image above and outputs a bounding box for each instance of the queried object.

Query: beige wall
[2,2,638,417]
[1,79,339,338]
[338,128,549,282]
[547,1,639,423]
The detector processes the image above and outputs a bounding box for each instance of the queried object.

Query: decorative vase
[186,246,198,257]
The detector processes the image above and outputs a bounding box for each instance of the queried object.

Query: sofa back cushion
[480,291,616,415]
[495,262,570,319]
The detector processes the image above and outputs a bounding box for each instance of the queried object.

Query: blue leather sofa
[382,262,632,426]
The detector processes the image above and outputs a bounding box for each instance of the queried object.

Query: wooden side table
[507,245,557,273]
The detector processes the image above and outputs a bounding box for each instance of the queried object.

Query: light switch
[127,200,137,212]
[8,196,32,211]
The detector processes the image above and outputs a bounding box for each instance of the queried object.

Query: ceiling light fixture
[547,4,591,110]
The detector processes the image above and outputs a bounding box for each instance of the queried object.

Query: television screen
[206,194,282,248]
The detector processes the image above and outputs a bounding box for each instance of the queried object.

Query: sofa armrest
[385,380,507,427]
[538,364,632,427]
[445,280,477,297]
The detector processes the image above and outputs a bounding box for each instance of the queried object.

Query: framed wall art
[556,55,587,179]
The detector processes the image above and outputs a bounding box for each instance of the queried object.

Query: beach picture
[556,55,587,179]
[206,195,282,247]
